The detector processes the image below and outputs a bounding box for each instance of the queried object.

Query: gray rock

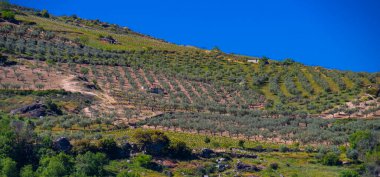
[200,148,214,158]
[216,164,229,172]
[11,103,47,118]
[164,170,173,177]
[236,161,260,172]
[54,137,72,152]
[121,142,133,157]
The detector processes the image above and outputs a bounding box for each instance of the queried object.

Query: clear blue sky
[10,0,380,72]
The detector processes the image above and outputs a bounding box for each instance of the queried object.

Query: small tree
[98,138,119,159]
[204,136,211,144]
[1,10,15,21]
[133,154,152,168]
[20,165,36,177]
[321,152,341,166]
[37,153,74,177]
[75,152,109,176]
[169,141,192,159]
[42,10,49,17]
[15,72,22,80]
[269,163,279,170]
[36,72,43,80]
[0,157,18,177]
[0,54,8,66]
[305,145,314,153]
[339,170,359,177]
[279,145,289,152]
[238,140,245,149]
[80,67,89,76]
[35,83,45,90]
[133,129,170,156]
[346,149,359,162]
[259,56,269,65]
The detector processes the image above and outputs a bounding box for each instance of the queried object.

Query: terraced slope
[0,5,379,118]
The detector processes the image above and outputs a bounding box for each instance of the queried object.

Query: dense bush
[168,141,192,159]
[339,170,360,177]
[75,152,109,176]
[143,112,380,145]
[321,152,341,166]
[133,129,170,156]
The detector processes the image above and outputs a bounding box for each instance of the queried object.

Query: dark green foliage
[75,152,109,176]
[270,162,279,170]
[1,9,15,21]
[168,141,192,159]
[259,56,269,65]
[238,140,245,148]
[339,170,359,177]
[46,99,62,115]
[133,129,170,156]
[0,157,17,177]
[252,73,268,86]
[117,170,141,177]
[204,137,211,144]
[20,164,35,177]
[37,152,75,177]
[133,154,152,168]
[0,89,69,96]
[98,138,120,159]
[35,9,50,18]
[144,112,380,145]
[349,130,378,160]
[282,58,295,65]
[80,67,89,76]
[279,145,289,152]
[305,145,314,153]
[0,54,7,66]
[346,149,359,161]
[321,152,341,166]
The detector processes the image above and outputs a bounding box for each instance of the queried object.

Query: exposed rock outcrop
[54,137,72,152]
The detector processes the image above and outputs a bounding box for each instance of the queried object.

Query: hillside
[0,3,380,177]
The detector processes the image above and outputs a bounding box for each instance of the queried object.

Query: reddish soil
[173,78,193,103]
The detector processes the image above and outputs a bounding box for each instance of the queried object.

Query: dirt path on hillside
[60,75,116,105]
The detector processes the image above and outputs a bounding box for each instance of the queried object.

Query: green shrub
[133,154,152,168]
[339,170,359,177]
[279,145,289,152]
[305,145,314,153]
[117,170,140,177]
[98,138,119,159]
[75,152,109,176]
[1,10,15,20]
[204,137,211,144]
[346,149,359,161]
[20,165,36,177]
[132,129,170,156]
[238,140,245,148]
[270,163,279,170]
[0,157,17,177]
[211,141,220,148]
[169,140,192,159]
[321,152,341,166]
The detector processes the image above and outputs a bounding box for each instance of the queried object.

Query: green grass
[280,81,292,97]
[34,122,359,177]
[294,76,310,97]
[301,68,323,95]
[109,129,355,177]
[249,152,350,177]
[16,15,190,51]
[104,128,280,149]
[319,71,339,93]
